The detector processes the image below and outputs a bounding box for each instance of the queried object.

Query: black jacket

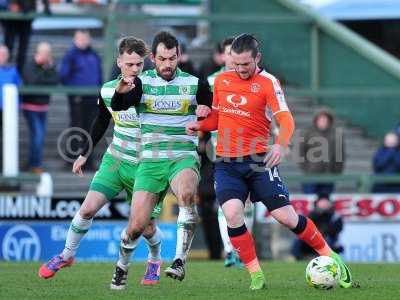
[299,109,345,174]
[22,60,59,105]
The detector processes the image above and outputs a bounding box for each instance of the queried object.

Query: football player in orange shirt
[187,34,353,291]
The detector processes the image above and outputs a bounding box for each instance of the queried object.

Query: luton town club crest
[251,83,261,93]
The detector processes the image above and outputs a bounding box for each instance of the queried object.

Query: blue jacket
[373,147,400,174]
[0,0,9,10]
[372,146,400,193]
[59,45,102,86]
[0,65,21,110]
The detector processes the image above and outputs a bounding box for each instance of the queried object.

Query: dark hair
[231,33,260,58]
[180,43,187,54]
[151,31,179,55]
[74,29,91,38]
[317,193,330,201]
[219,37,234,53]
[118,36,148,57]
[215,42,223,54]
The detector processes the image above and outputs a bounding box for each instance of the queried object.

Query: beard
[156,65,176,81]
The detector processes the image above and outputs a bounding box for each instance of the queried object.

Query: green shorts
[133,156,200,194]
[90,153,164,219]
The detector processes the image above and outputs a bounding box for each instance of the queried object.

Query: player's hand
[264,144,286,169]
[72,155,87,177]
[196,105,211,118]
[186,121,201,135]
[115,76,136,94]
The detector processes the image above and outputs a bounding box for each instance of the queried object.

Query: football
[305,256,341,290]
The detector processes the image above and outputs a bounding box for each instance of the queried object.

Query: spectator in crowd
[0,0,51,74]
[372,131,400,193]
[292,193,344,260]
[0,44,21,122]
[60,30,102,168]
[0,44,21,169]
[198,42,224,80]
[299,108,345,195]
[22,42,58,174]
[196,131,222,260]
[178,43,197,76]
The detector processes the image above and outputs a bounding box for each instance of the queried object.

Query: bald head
[0,45,10,66]
[35,42,53,66]
[37,42,51,54]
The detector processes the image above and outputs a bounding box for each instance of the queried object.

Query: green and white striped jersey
[207,67,225,92]
[138,68,199,161]
[100,79,141,164]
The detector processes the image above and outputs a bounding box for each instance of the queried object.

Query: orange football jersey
[213,69,289,157]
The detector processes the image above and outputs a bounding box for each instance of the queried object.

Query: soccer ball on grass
[305,256,340,290]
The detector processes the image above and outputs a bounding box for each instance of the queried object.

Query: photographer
[372,131,400,193]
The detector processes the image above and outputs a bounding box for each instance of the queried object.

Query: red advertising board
[256,194,400,223]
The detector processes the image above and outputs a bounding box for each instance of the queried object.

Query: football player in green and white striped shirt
[39,37,165,289]
[111,31,212,281]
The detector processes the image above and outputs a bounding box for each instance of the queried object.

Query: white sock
[117,228,141,270]
[175,205,198,262]
[244,201,255,233]
[62,212,93,260]
[144,226,162,261]
[218,207,233,254]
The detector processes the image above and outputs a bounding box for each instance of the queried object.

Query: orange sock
[297,218,332,256]
[230,230,261,273]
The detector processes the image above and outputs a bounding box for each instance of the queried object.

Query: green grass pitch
[0,261,398,300]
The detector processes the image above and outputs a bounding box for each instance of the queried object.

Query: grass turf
[0,261,398,300]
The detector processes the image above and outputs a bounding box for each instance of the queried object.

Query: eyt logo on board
[2,225,41,261]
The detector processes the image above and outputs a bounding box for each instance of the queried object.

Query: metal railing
[1,173,399,193]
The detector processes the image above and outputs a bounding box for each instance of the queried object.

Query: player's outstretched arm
[72,95,111,176]
[72,156,87,177]
[111,76,143,111]
[188,69,222,134]
[197,109,219,132]
[186,121,201,135]
[186,108,219,135]
[196,79,213,108]
[196,105,211,118]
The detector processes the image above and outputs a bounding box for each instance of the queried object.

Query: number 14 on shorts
[266,167,282,182]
